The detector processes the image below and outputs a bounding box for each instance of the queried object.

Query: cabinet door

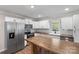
[73,14,79,42]
[33,22,38,28]
[61,16,73,30]
[25,19,31,24]
[25,19,29,24]
[5,22,17,52]
[5,16,15,22]
[33,20,50,29]
[39,20,50,29]
[29,20,33,24]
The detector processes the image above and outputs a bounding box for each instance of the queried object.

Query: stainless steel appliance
[3,22,25,53]
[25,24,34,38]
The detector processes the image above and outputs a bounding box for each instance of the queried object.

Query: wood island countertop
[27,36,79,54]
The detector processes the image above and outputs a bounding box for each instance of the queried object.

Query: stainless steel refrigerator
[3,21,25,53]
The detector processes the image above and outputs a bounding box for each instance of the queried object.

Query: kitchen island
[26,35,79,54]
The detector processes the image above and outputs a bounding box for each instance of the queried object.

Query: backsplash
[60,29,73,35]
[34,29,50,34]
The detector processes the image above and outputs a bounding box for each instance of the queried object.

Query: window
[52,20,60,31]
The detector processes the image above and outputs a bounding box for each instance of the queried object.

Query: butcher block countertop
[27,35,79,54]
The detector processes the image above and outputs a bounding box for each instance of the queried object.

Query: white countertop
[49,31,60,35]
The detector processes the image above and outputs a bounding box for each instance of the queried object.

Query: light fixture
[30,5,35,8]
[64,8,69,11]
[38,14,42,17]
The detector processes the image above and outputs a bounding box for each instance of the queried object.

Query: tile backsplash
[60,29,73,35]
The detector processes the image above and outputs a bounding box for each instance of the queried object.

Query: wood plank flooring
[16,46,32,54]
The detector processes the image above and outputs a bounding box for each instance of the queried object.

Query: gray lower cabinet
[60,35,74,42]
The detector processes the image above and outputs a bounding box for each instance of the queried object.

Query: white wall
[0,15,6,52]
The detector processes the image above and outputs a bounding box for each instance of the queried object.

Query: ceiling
[0,5,79,19]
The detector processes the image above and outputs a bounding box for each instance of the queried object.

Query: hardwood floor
[16,46,32,54]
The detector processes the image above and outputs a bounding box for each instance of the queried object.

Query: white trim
[0,48,6,53]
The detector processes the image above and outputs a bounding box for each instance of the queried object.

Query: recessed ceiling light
[64,8,69,11]
[38,14,42,17]
[30,5,35,8]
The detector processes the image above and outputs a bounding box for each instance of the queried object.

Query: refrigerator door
[4,22,25,53]
[5,22,17,53]
[15,23,25,50]
[73,15,79,43]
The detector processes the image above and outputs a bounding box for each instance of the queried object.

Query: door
[73,14,79,43]
[5,22,17,52]
[15,23,25,50]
